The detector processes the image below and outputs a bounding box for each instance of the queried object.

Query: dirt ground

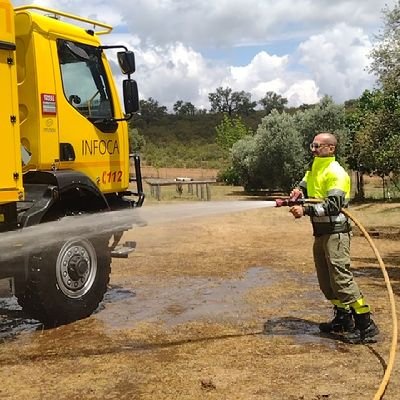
[0,198,399,400]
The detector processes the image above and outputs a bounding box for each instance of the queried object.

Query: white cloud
[284,80,320,106]
[21,0,393,47]
[137,42,217,109]
[129,44,320,110]
[229,52,289,88]
[298,22,375,102]
[110,0,395,47]
[12,0,395,110]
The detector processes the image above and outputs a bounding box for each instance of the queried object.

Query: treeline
[129,92,308,169]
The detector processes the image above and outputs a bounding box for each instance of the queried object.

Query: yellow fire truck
[0,1,144,325]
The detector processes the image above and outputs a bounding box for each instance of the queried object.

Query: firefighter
[289,132,379,344]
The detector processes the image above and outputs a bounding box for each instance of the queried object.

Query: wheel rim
[55,239,97,298]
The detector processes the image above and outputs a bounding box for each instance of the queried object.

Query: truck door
[55,39,128,193]
[0,0,23,203]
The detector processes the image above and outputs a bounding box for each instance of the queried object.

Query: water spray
[274,194,397,400]
[0,201,277,263]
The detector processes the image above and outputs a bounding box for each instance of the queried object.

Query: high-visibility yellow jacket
[299,156,351,236]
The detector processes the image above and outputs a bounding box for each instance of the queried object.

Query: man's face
[309,136,335,157]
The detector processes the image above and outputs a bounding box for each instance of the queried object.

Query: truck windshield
[57,39,114,122]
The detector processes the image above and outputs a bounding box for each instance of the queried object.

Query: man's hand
[289,205,304,219]
[289,188,303,199]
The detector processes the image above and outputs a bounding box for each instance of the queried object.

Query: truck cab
[15,8,131,191]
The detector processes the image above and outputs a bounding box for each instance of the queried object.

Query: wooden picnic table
[145,178,216,201]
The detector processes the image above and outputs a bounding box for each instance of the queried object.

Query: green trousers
[313,232,361,305]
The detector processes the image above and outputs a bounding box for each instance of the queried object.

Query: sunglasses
[309,142,332,150]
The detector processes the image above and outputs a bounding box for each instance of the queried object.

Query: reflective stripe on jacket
[300,156,351,236]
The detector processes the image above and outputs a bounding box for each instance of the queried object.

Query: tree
[259,91,288,115]
[138,97,167,125]
[208,87,256,116]
[349,2,400,198]
[173,100,183,114]
[231,97,349,192]
[294,95,348,165]
[128,128,146,153]
[230,136,258,188]
[232,110,305,192]
[347,89,400,199]
[208,87,232,114]
[231,90,257,116]
[369,2,400,92]
[173,100,197,116]
[298,103,313,111]
[215,114,252,151]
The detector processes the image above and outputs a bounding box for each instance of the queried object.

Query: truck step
[111,241,137,258]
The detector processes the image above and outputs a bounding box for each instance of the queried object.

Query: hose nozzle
[275,191,303,207]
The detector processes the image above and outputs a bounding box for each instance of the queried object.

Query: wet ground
[0,204,399,399]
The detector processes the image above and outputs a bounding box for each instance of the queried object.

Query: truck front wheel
[17,237,111,326]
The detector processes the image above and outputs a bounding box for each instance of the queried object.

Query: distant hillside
[130,111,266,169]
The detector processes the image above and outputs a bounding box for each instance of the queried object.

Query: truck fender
[21,170,109,226]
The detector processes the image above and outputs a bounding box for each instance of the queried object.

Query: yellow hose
[341,208,398,400]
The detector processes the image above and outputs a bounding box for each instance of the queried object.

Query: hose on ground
[341,208,398,400]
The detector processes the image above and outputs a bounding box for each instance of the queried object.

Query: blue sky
[13,0,396,111]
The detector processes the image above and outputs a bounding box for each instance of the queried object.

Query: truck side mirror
[123,79,139,114]
[117,51,136,75]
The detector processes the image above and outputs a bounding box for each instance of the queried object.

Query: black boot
[342,312,379,344]
[319,306,355,333]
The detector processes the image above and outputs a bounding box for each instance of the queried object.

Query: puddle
[97,266,276,329]
[263,316,352,349]
[0,297,42,341]
[103,285,136,303]
[263,316,320,336]
[263,316,329,346]
[0,266,328,348]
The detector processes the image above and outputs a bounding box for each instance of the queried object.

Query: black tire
[16,237,111,326]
